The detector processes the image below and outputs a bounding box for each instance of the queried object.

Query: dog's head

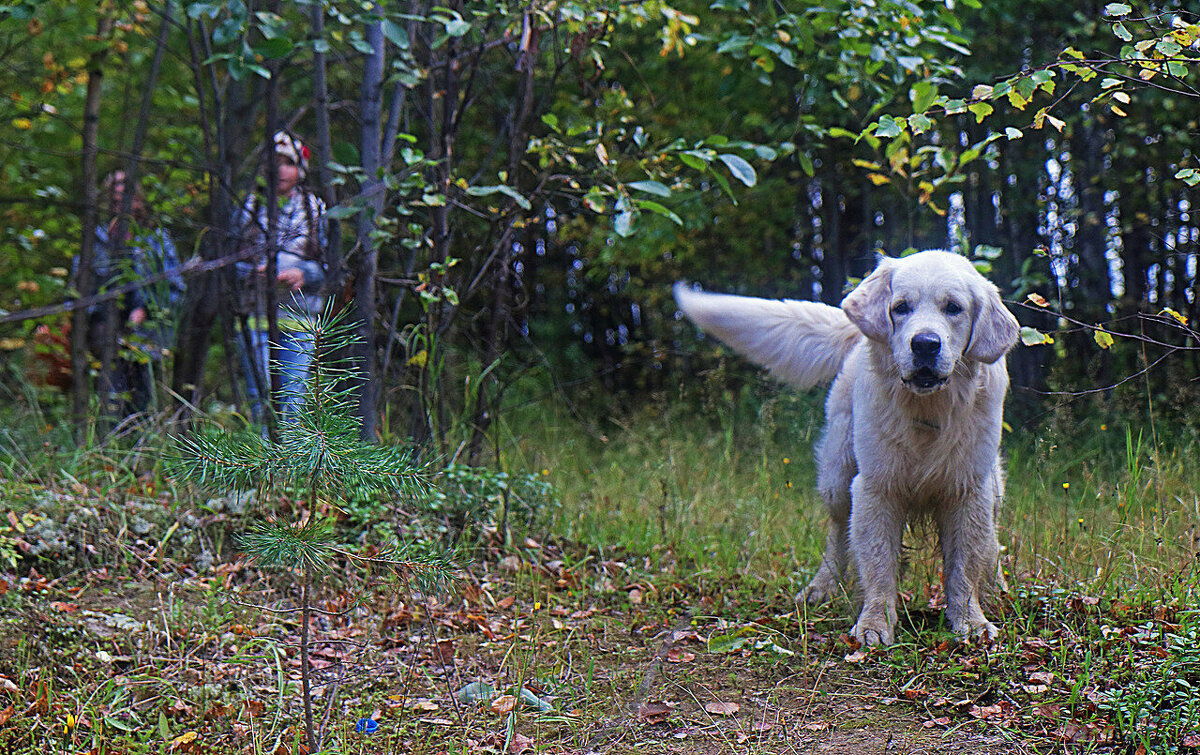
[841,251,1019,394]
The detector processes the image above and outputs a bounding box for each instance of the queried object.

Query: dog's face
[842,251,1020,395]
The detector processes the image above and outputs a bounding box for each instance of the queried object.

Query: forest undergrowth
[0,388,1198,754]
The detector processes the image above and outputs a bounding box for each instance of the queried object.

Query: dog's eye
[891,301,911,316]
[944,301,963,316]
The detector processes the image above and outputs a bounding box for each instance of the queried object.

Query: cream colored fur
[675,251,1020,646]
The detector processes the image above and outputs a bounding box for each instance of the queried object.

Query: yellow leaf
[1094,328,1114,349]
[1026,292,1049,307]
[867,173,891,186]
[1159,307,1188,326]
[407,349,428,368]
[170,731,198,751]
[1110,105,1127,117]
[595,143,609,166]
[1046,115,1066,132]
[12,118,32,130]
[0,338,25,350]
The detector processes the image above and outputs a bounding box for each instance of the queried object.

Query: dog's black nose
[911,332,941,360]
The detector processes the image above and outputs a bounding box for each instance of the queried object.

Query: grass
[3,383,1200,752]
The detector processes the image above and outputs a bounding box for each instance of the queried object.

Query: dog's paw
[797,576,838,605]
[851,618,895,647]
[953,619,999,644]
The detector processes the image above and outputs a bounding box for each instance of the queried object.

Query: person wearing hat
[233,130,328,426]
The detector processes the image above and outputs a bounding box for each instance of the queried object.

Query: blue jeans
[240,326,314,426]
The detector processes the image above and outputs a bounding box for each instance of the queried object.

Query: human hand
[129,307,147,326]
[277,268,306,291]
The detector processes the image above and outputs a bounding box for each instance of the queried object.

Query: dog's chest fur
[852,350,1000,510]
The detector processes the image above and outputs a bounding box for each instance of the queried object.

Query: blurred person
[73,169,185,417]
[233,130,328,426]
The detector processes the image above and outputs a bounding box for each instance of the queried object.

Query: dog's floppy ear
[966,283,1020,364]
[841,258,895,343]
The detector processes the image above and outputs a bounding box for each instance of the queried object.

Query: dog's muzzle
[903,366,949,392]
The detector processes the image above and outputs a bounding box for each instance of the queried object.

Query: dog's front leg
[848,476,901,646]
[939,493,1000,642]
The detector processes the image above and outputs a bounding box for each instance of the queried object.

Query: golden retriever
[675,251,1020,645]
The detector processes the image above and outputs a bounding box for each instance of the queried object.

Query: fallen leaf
[1028,671,1054,685]
[49,601,78,613]
[497,596,515,609]
[970,704,1004,720]
[844,650,869,663]
[636,701,672,724]
[0,705,12,726]
[703,701,739,716]
[923,717,951,728]
[802,721,830,731]
[169,730,198,752]
[1183,733,1200,748]
[411,700,440,713]
[903,688,928,701]
[491,694,518,715]
[509,732,534,753]
[667,648,695,663]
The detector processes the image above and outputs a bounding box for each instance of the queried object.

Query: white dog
[675,251,1020,645]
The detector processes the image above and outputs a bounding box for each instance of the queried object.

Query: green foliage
[238,515,338,574]
[1102,614,1200,753]
[167,304,447,582]
[426,463,559,545]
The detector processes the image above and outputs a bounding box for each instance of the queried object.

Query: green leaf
[1020,326,1054,346]
[875,116,904,138]
[254,36,294,58]
[456,681,497,704]
[1112,22,1132,42]
[907,113,932,135]
[325,204,362,220]
[798,153,815,177]
[464,184,531,210]
[627,180,671,197]
[1005,127,1023,140]
[634,199,682,225]
[717,153,756,187]
[442,17,470,37]
[1105,2,1131,16]
[382,19,410,49]
[541,113,560,133]
[104,716,135,732]
[967,101,994,124]
[1175,168,1200,187]
[1094,328,1114,349]
[910,80,938,113]
[707,633,748,653]
[613,211,634,237]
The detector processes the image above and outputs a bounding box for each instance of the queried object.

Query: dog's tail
[674,283,863,390]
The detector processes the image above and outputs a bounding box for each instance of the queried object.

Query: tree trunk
[72,15,115,431]
[310,0,343,295]
[173,20,262,417]
[355,6,386,441]
[466,7,538,465]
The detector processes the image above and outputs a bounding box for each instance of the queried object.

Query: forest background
[2,0,1198,452]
